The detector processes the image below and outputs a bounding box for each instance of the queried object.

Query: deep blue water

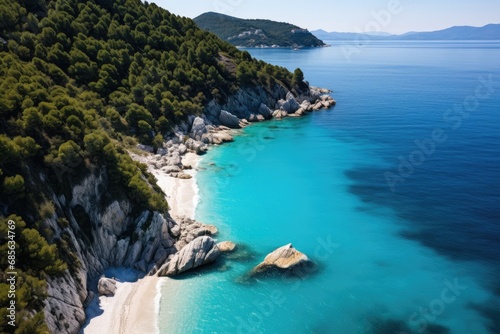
[159,41,500,334]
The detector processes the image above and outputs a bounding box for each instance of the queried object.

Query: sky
[152,0,500,34]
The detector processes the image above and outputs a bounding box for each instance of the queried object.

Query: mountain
[312,29,391,41]
[395,24,500,40]
[0,0,328,333]
[312,24,500,41]
[194,12,325,48]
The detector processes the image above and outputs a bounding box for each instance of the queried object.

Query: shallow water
[159,41,500,334]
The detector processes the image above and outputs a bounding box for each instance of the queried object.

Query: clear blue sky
[151,0,500,34]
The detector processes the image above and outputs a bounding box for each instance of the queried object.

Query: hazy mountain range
[312,24,500,41]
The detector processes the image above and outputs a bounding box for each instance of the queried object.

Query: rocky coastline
[44,83,335,334]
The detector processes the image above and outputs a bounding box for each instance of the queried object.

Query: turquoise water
[159,41,500,334]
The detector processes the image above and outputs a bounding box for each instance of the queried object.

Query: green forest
[0,0,300,332]
[194,12,325,48]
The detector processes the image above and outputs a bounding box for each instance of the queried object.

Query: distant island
[194,12,326,48]
[313,23,500,40]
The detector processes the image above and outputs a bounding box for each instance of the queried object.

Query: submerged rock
[97,277,117,296]
[217,241,237,252]
[157,236,220,276]
[252,243,311,275]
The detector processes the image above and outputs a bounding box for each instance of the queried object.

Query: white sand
[83,153,201,334]
[151,152,201,219]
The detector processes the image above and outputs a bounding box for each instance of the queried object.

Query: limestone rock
[157,147,168,156]
[252,243,311,275]
[185,138,208,154]
[98,277,117,296]
[204,132,234,145]
[258,103,273,119]
[294,107,306,116]
[185,225,218,243]
[275,99,286,110]
[300,100,312,111]
[272,109,288,119]
[190,117,207,141]
[312,101,324,110]
[177,173,192,180]
[162,165,181,174]
[157,236,220,276]
[282,94,300,113]
[100,201,129,236]
[219,110,241,129]
[248,114,260,122]
[217,241,236,252]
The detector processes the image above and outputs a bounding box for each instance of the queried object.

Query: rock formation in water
[252,243,312,275]
[157,236,221,276]
[217,241,237,252]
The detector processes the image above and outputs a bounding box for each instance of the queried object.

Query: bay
[158,41,500,334]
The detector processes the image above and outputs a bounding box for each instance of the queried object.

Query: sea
[157,41,500,334]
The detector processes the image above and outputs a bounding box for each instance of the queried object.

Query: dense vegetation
[194,12,325,48]
[0,0,301,332]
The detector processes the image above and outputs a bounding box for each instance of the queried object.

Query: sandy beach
[83,152,201,334]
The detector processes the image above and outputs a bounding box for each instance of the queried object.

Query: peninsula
[194,12,326,48]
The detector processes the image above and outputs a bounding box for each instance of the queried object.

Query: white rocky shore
[83,88,335,334]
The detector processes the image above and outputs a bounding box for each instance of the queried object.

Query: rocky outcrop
[190,117,208,141]
[157,236,220,276]
[252,244,312,275]
[40,170,180,333]
[217,241,237,252]
[39,78,334,334]
[219,110,241,129]
[97,277,117,296]
[173,216,218,251]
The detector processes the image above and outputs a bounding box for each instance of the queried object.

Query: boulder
[185,225,218,243]
[239,119,250,127]
[97,277,117,296]
[282,94,301,113]
[205,132,234,145]
[300,100,312,111]
[185,138,207,154]
[272,110,288,119]
[178,144,187,155]
[219,110,241,129]
[162,166,181,174]
[190,117,207,141]
[258,103,273,119]
[217,241,236,253]
[252,243,311,275]
[294,107,306,116]
[177,173,192,180]
[157,236,220,276]
[312,102,324,110]
[275,99,286,110]
[157,147,168,156]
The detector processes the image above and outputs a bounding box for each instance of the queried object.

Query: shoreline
[82,153,201,334]
[82,88,334,334]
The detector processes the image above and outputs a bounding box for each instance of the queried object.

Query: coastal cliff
[0,0,334,332]
[37,82,335,333]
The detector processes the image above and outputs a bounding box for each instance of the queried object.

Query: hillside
[194,12,325,48]
[395,24,500,40]
[0,0,324,333]
[312,23,500,41]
